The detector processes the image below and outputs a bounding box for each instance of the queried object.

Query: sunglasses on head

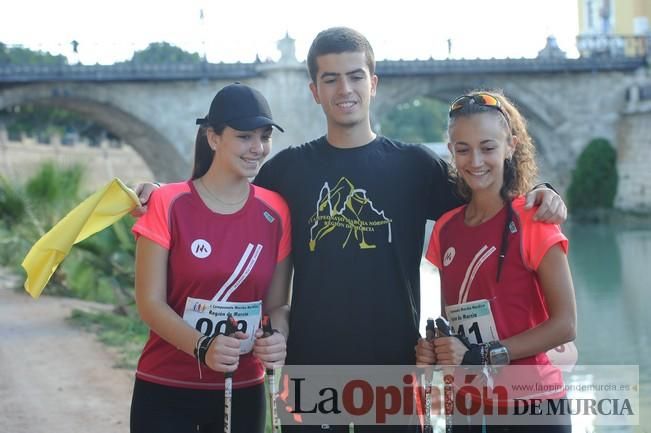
[449,93,511,128]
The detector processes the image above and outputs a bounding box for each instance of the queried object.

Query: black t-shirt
[254,136,462,365]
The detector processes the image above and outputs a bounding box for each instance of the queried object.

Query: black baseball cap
[195,83,284,132]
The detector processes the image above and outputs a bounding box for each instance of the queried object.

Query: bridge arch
[372,77,567,185]
[0,84,188,181]
[0,58,646,205]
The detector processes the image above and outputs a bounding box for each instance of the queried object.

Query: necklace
[198,178,249,206]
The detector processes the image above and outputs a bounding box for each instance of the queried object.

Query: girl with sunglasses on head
[130,83,292,433]
[415,91,576,432]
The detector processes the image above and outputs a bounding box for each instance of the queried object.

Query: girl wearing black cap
[130,83,291,433]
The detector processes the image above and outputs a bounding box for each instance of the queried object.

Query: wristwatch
[487,341,511,366]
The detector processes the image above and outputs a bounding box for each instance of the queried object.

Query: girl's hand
[204,332,247,373]
[253,328,286,369]
[415,338,436,366]
[434,336,468,366]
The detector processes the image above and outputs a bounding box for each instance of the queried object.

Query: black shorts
[130,378,265,433]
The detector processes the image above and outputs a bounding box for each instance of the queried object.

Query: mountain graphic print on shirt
[309,176,392,251]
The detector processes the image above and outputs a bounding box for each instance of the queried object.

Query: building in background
[577,0,651,56]
[576,1,651,212]
[579,0,650,34]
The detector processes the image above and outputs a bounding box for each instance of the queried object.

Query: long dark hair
[191,124,225,179]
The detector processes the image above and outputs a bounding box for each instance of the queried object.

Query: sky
[0,0,580,64]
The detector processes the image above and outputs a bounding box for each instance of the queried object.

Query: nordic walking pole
[224,314,239,433]
[261,314,282,433]
[423,318,436,433]
[435,318,454,433]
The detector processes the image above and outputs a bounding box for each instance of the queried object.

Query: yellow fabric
[22,178,140,298]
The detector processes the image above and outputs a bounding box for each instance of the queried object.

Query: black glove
[435,317,486,366]
[435,317,472,348]
[461,344,486,365]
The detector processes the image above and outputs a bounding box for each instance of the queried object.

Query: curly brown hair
[447,89,538,201]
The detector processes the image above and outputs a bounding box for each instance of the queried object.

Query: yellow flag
[22,178,140,298]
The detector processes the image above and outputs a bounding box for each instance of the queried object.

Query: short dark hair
[307,27,375,83]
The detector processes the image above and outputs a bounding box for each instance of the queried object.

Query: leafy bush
[0,176,25,225]
[0,164,86,296]
[64,216,137,311]
[0,163,136,312]
[567,138,618,212]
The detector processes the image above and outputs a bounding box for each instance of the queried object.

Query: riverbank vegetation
[0,163,143,366]
[567,138,618,213]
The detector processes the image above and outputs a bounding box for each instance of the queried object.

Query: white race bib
[446,299,578,371]
[182,298,262,354]
[445,299,499,344]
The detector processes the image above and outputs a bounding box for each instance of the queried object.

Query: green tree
[0,43,10,65]
[1,104,109,142]
[567,138,618,211]
[380,97,448,143]
[0,42,67,65]
[128,42,202,64]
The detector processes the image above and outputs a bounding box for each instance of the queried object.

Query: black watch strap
[533,182,559,195]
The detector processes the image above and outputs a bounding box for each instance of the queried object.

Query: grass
[67,308,148,369]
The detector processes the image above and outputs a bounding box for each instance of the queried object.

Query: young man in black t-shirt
[253,27,565,433]
[254,26,565,366]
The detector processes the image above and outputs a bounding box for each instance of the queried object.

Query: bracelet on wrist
[194,335,208,359]
[197,335,216,365]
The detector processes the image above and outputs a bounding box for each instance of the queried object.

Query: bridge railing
[1,40,650,83]
[0,57,646,83]
[577,34,650,59]
[0,62,259,82]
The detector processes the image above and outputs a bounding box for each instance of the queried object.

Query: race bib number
[182,298,262,354]
[445,299,500,344]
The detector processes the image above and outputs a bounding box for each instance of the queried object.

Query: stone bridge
[1,44,650,210]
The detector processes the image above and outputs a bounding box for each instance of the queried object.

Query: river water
[419,222,650,432]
